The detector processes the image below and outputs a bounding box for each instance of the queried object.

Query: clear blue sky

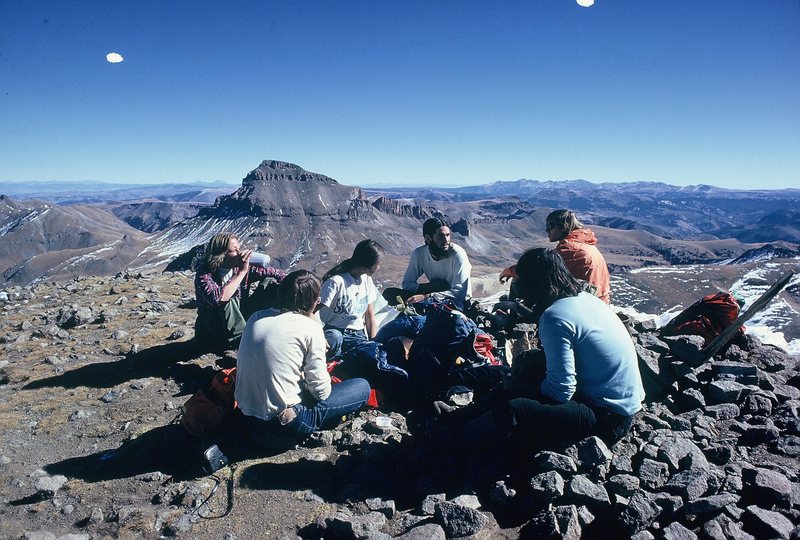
[1,1,798,189]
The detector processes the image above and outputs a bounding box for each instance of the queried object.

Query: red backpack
[662,292,743,346]
[181,368,240,438]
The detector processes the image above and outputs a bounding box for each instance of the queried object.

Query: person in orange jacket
[499,209,611,304]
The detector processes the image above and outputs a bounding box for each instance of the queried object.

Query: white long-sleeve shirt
[235,309,330,422]
[401,243,472,305]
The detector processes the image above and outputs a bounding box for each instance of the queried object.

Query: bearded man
[392,217,472,309]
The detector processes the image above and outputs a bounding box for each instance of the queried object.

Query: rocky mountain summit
[0,271,798,539]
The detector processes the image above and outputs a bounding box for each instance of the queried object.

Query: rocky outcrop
[372,196,435,220]
[111,201,207,233]
[347,199,377,221]
[450,218,470,237]
[242,160,339,185]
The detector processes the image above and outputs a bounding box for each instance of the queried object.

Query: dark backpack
[406,304,495,399]
[181,367,241,438]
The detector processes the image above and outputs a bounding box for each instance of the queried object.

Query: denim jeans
[246,378,371,440]
[374,315,426,343]
[324,327,368,359]
[288,378,371,436]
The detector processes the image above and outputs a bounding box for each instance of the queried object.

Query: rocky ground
[0,271,798,539]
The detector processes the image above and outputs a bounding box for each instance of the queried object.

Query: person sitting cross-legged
[235,270,371,440]
[434,248,644,453]
[384,217,472,310]
[317,239,384,359]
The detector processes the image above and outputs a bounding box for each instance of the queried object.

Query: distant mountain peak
[244,160,338,185]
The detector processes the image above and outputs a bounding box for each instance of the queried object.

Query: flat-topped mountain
[203,160,374,220]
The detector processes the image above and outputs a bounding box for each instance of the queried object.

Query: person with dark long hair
[318,239,384,358]
[235,270,371,439]
[194,233,285,353]
[437,248,643,451]
[500,209,611,304]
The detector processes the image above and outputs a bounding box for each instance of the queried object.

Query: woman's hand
[238,249,253,270]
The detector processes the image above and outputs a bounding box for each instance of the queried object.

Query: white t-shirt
[401,243,472,304]
[235,309,330,422]
[318,272,380,331]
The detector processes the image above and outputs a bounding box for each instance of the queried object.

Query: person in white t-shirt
[318,239,384,358]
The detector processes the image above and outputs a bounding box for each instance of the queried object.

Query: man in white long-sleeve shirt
[236,270,371,438]
[393,217,472,309]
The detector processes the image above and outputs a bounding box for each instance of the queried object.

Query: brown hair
[278,270,321,315]
[203,233,236,272]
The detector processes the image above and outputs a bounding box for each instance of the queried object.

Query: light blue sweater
[538,292,645,416]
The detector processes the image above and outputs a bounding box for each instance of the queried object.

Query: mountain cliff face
[372,196,435,220]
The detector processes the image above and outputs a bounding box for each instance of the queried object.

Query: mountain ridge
[1,160,799,287]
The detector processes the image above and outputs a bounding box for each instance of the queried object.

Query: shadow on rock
[239,460,339,501]
[44,422,298,485]
[23,340,207,393]
[239,437,492,511]
[45,424,212,482]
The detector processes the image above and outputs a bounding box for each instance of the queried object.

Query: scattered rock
[434,501,488,537]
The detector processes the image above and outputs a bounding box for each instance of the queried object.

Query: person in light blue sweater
[434,248,644,450]
[537,291,643,418]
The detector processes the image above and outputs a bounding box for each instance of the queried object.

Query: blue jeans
[289,378,372,436]
[246,378,372,440]
[374,315,426,343]
[324,327,368,359]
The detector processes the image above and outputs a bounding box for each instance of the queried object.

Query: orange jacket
[555,229,611,304]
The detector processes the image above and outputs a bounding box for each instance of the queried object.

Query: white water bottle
[248,252,271,267]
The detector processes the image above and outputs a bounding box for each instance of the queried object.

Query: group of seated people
[192,210,645,450]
